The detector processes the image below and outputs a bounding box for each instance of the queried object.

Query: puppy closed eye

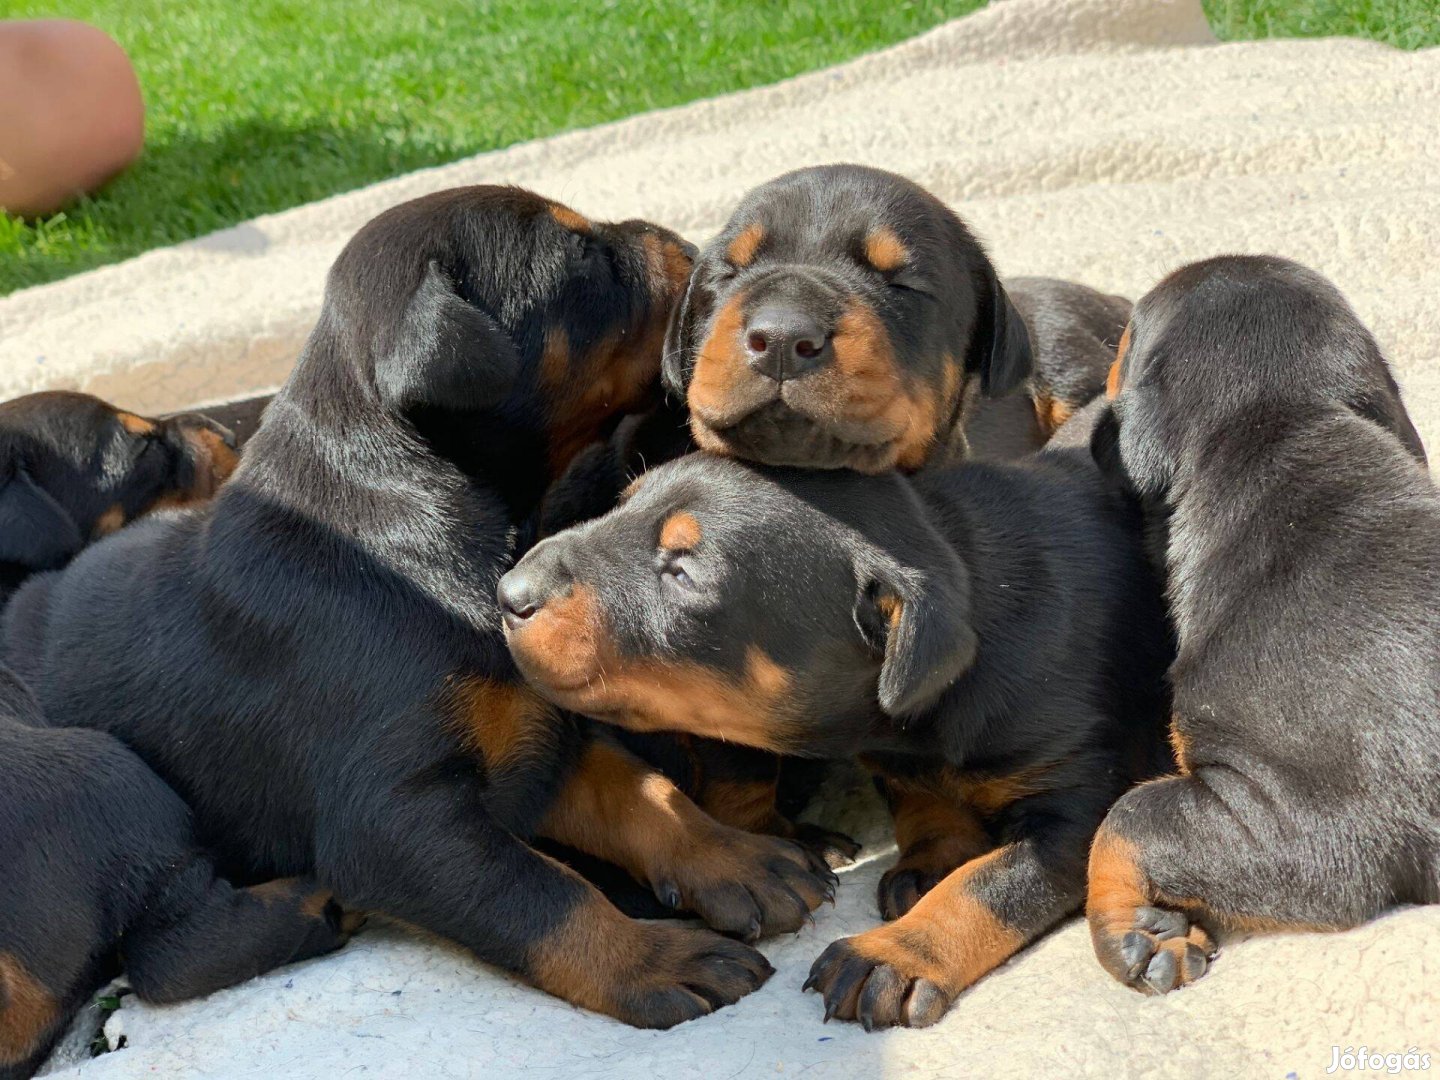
[656,509,702,591]
[857,253,930,298]
[660,558,696,591]
[883,271,932,298]
[711,261,740,286]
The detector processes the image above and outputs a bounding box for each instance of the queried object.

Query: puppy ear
[661,263,710,396]
[1348,365,1428,467]
[1088,404,1128,490]
[0,464,84,571]
[853,545,977,721]
[1090,396,1174,500]
[969,266,1033,398]
[375,261,521,414]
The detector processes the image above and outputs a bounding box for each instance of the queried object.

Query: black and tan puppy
[0,391,237,598]
[539,166,1127,849]
[3,187,834,1031]
[0,666,359,1080]
[661,163,1129,471]
[501,445,1172,1029]
[536,397,859,865]
[1086,254,1437,995]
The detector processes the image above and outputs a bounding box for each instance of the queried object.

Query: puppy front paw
[805,929,955,1030]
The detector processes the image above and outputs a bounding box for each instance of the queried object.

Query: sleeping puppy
[588,164,1129,867]
[544,270,1128,531]
[500,448,1172,1029]
[660,163,1129,471]
[539,167,1127,850]
[965,276,1132,461]
[3,187,832,1030]
[0,391,237,598]
[536,396,861,867]
[1086,254,1437,995]
[0,666,359,1080]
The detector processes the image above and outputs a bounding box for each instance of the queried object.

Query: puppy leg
[808,808,1090,1029]
[1087,773,1389,996]
[691,741,859,867]
[540,736,837,941]
[123,869,361,1004]
[323,784,773,1030]
[0,951,69,1080]
[877,784,991,920]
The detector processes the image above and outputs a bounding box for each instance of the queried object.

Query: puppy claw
[857,964,908,1031]
[1119,931,1154,977]
[659,828,831,940]
[1141,948,1178,994]
[1180,941,1210,981]
[610,925,774,1028]
[793,823,862,869]
[904,979,950,1028]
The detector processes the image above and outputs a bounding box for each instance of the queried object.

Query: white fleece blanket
[12,0,1438,1075]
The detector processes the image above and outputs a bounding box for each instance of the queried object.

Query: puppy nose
[679,239,700,261]
[173,412,238,450]
[743,307,830,382]
[497,570,541,622]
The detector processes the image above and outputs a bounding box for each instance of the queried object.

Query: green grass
[1202,0,1439,49]
[0,0,985,294]
[1,0,1436,296]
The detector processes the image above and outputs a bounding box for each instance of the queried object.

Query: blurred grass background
[1,0,1436,296]
[1204,0,1437,49]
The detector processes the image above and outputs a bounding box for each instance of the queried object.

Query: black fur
[502,445,1173,1028]
[0,667,356,1080]
[165,394,272,448]
[659,164,1135,474]
[0,391,236,600]
[662,164,1034,472]
[965,276,1132,461]
[1084,254,1438,996]
[1,187,817,1030]
[533,169,1132,853]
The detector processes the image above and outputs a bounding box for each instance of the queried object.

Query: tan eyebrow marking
[863,227,909,273]
[659,511,702,552]
[726,223,766,267]
[550,204,592,233]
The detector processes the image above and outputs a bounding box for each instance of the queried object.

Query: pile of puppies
[1,164,1435,1073]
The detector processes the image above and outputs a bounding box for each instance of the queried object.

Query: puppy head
[292,186,695,508]
[0,391,239,571]
[663,164,1031,473]
[499,454,977,757]
[1096,254,1426,501]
